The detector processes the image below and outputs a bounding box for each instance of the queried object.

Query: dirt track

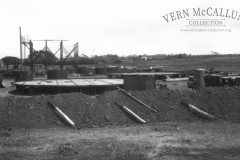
[1,121,240,160]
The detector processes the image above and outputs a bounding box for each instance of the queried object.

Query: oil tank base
[13,79,123,95]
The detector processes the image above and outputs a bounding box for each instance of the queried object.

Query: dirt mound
[1,87,240,129]
[56,143,78,156]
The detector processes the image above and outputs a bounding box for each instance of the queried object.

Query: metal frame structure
[19,27,78,79]
[31,40,68,72]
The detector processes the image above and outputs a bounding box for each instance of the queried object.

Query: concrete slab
[39,80,58,86]
[56,80,76,86]
[12,79,124,87]
[71,79,95,86]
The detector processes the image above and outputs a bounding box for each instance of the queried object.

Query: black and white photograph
[1,0,240,159]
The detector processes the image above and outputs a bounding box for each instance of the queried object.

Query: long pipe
[97,79,157,113]
[47,101,75,127]
[188,103,214,119]
[181,101,215,119]
[116,86,157,113]
[116,102,146,123]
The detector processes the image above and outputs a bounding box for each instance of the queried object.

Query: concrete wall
[107,67,120,74]
[204,75,221,87]
[124,76,156,91]
[95,67,107,74]
[47,71,68,79]
[235,78,240,86]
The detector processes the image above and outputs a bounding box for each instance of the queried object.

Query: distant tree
[28,50,58,65]
[1,56,21,70]
[113,59,122,64]
[23,58,30,66]
[105,54,119,59]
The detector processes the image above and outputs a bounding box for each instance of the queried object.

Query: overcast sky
[0,0,240,59]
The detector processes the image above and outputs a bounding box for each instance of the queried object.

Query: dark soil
[1,87,240,129]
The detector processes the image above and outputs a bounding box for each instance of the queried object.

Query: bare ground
[1,121,240,160]
[1,82,240,159]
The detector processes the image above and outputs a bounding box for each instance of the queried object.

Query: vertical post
[24,36,26,59]
[19,27,23,71]
[137,56,138,66]
[74,42,78,69]
[23,35,26,70]
[29,40,34,80]
[60,41,63,71]
[195,69,205,89]
[27,36,28,57]
[45,41,48,74]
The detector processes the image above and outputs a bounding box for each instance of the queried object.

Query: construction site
[1,27,240,160]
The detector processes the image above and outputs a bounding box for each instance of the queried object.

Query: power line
[1,31,18,57]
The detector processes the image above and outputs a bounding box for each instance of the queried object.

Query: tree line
[1,52,240,70]
[0,53,123,70]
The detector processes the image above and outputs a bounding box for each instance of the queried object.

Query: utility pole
[45,41,48,73]
[60,41,63,71]
[29,40,34,80]
[23,35,26,70]
[24,36,26,59]
[19,27,23,71]
[27,36,28,57]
